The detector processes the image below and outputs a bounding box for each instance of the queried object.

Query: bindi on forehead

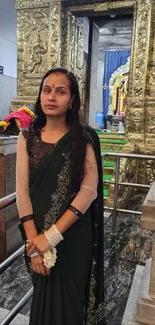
[46,73,70,86]
[51,84,56,89]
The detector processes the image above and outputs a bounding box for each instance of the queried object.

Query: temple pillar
[125,0,152,146]
[11,0,63,111]
[141,2,155,185]
[123,0,154,185]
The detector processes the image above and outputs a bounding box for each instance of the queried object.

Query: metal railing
[1,151,155,324]
[0,192,16,211]
[0,245,25,274]
[102,152,155,234]
[0,195,33,325]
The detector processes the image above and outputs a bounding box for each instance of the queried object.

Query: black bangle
[20,215,34,224]
[68,205,83,218]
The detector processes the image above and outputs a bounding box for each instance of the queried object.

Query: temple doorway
[89,15,133,132]
[70,12,133,131]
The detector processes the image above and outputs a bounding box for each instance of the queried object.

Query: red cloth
[4,109,33,129]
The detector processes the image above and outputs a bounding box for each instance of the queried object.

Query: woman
[16,67,104,325]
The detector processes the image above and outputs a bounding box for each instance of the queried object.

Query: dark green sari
[21,125,104,325]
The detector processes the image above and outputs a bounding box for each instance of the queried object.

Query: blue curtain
[103,50,130,119]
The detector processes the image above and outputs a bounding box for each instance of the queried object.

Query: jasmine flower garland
[43,248,57,268]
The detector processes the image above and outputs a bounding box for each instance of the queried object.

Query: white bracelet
[44,224,63,248]
[29,251,39,258]
[43,248,57,268]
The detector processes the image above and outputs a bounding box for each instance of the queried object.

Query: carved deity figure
[111,74,129,117]
[108,57,130,117]
[28,33,47,73]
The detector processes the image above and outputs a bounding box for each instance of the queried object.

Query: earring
[69,106,72,110]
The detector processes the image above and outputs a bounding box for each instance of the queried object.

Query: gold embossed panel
[132,0,152,97]
[126,108,145,133]
[65,11,85,120]
[16,0,50,9]
[16,0,61,98]
[17,8,49,96]
[146,107,155,134]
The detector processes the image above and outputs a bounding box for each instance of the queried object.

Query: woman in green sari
[16,67,104,325]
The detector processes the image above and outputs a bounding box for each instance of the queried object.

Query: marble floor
[0,255,31,324]
[104,192,152,324]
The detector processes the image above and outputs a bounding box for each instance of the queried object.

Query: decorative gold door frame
[64,0,152,141]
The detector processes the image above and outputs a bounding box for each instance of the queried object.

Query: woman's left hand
[27,234,50,256]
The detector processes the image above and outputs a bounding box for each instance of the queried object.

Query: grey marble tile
[0,255,31,315]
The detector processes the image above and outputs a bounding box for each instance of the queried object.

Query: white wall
[0,38,17,78]
[0,0,17,77]
[0,0,17,119]
[0,74,17,119]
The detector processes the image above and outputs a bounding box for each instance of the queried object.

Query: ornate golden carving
[147,70,155,97]
[17,8,50,97]
[138,159,155,184]
[123,142,139,153]
[127,96,145,108]
[69,1,136,12]
[28,32,48,74]
[146,136,155,147]
[137,160,146,184]
[100,143,125,151]
[127,8,135,97]
[12,1,61,109]
[65,12,85,120]
[49,3,61,67]
[126,108,145,133]
[133,0,152,97]
[128,133,145,143]
[67,12,76,71]
[16,0,49,9]
[146,108,155,133]
[120,157,138,184]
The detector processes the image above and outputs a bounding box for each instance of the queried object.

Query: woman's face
[40,72,73,118]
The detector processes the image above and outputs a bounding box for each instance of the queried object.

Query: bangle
[20,215,34,224]
[43,248,57,268]
[44,224,63,248]
[68,205,83,218]
[29,251,39,258]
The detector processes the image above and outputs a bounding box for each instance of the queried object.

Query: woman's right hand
[31,255,50,276]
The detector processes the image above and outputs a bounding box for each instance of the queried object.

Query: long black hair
[33,67,87,192]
